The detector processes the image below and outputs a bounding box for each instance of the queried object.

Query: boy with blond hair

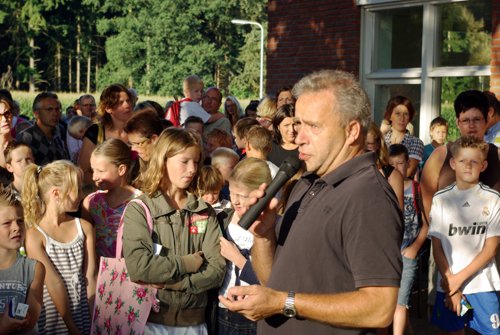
[166,74,224,127]
[245,125,279,177]
[211,147,239,201]
[429,135,500,335]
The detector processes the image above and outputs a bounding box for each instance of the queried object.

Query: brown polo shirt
[259,152,403,335]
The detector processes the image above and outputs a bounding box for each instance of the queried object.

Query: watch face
[283,307,296,318]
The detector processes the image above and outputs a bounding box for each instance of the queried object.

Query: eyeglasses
[458,117,484,125]
[0,111,13,121]
[128,137,151,147]
[81,104,96,107]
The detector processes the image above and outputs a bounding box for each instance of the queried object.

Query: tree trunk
[86,55,91,93]
[76,21,81,94]
[29,37,36,93]
[56,43,61,91]
[68,51,72,92]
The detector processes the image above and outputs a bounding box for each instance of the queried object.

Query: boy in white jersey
[428,135,500,335]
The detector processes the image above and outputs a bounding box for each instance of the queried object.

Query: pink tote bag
[91,199,159,335]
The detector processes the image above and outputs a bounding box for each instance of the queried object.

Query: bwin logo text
[449,223,487,236]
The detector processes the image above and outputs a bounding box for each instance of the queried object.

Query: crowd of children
[0,75,498,335]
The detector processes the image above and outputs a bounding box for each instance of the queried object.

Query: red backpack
[165,97,192,127]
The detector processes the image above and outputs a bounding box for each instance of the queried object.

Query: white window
[359,0,491,142]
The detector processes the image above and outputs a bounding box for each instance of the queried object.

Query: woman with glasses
[124,110,164,189]
[0,95,15,168]
[383,96,424,178]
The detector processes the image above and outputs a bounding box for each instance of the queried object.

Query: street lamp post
[231,19,264,99]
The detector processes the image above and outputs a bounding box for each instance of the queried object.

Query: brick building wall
[266,0,361,95]
[492,0,500,98]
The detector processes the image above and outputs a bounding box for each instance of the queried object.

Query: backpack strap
[116,199,154,258]
[165,97,193,127]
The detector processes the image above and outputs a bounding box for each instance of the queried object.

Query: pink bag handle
[116,199,154,259]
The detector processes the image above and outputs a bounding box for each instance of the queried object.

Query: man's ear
[345,121,361,145]
[150,134,159,145]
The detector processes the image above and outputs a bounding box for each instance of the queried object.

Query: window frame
[359,0,491,142]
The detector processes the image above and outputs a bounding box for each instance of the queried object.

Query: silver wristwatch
[282,291,297,318]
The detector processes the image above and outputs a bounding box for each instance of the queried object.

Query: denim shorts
[397,255,419,307]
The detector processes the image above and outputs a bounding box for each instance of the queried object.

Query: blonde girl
[217,157,272,335]
[22,161,97,335]
[82,138,141,258]
[122,128,225,334]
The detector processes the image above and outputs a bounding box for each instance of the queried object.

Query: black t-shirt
[268,141,299,167]
[84,123,101,145]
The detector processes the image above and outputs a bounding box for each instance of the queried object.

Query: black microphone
[239,155,302,230]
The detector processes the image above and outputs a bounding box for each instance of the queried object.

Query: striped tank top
[35,218,90,334]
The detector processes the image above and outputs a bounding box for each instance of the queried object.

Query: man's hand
[218,285,286,321]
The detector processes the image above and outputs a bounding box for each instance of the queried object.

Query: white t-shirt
[179,101,210,125]
[428,182,500,294]
[218,217,254,307]
[266,160,279,179]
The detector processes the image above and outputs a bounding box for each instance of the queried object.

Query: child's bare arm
[432,237,452,281]
[25,229,82,335]
[446,236,499,296]
[81,219,97,313]
[80,195,94,224]
[23,261,45,331]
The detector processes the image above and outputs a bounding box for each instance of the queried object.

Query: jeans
[217,308,256,335]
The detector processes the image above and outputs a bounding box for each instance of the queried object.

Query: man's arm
[220,285,398,328]
[420,146,447,219]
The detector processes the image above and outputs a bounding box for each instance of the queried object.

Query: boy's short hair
[205,129,232,149]
[184,116,204,127]
[183,75,203,97]
[246,125,273,154]
[429,116,448,130]
[453,90,489,119]
[68,115,93,138]
[233,117,260,139]
[211,147,239,167]
[388,144,409,161]
[197,165,224,195]
[4,140,32,164]
[449,135,489,160]
[0,184,21,209]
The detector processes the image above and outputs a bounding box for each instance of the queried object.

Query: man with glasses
[202,87,232,136]
[421,90,500,314]
[16,92,68,165]
[77,94,97,121]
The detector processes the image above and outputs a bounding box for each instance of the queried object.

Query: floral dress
[88,189,142,258]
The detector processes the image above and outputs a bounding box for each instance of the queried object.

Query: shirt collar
[300,152,377,188]
[149,191,209,218]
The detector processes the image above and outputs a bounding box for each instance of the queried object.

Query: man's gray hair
[78,94,95,105]
[292,70,372,132]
